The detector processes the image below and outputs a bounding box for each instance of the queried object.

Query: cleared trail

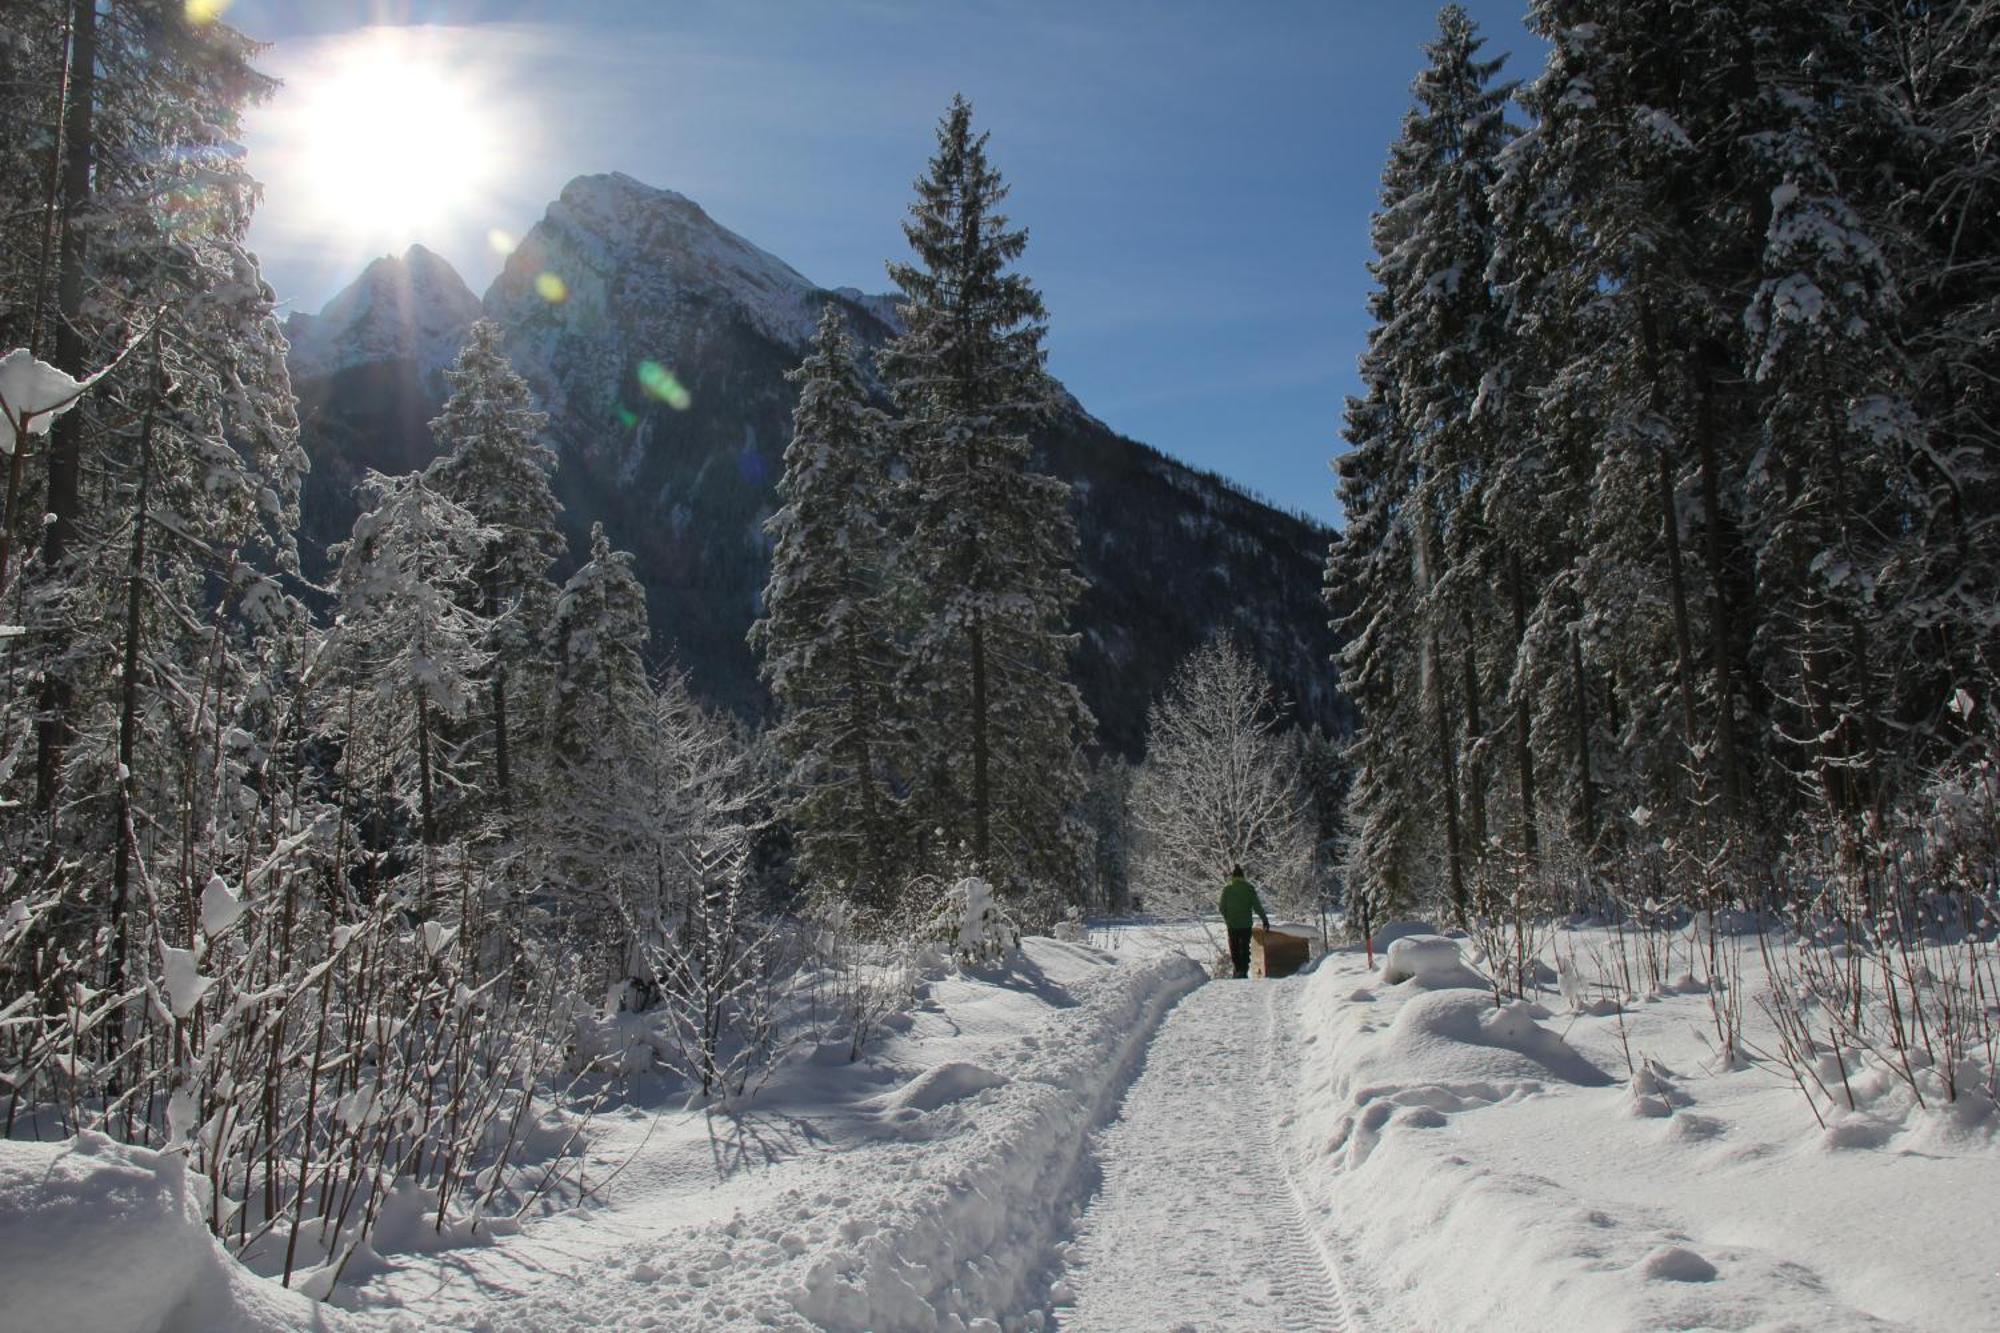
[1055,976,1367,1332]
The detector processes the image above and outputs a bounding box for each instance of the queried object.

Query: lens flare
[488,228,516,255]
[535,272,568,303]
[186,0,232,23]
[637,361,692,411]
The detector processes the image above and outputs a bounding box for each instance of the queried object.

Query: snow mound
[1637,1244,1718,1283]
[1369,919,1439,953]
[0,1133,335,1333]
[1391,991,1613,1089]
[870,1060,1010,1113]
[1380,933,1486,989]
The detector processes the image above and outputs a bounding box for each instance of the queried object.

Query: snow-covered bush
[801,895,923,1061]
[930,875,1021,966]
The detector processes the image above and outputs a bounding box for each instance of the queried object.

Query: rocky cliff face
[286,173,1344,753]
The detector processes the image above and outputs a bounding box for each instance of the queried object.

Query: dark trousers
[1227,926,1253,979]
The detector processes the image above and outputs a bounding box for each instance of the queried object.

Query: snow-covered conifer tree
[326,471,493,903]
[0,1,306,1092]
[879,95,1092,907]
[1331,7,1515,925]
[427,319,564,814]
[751,305,909,912]
[538,521,658,971]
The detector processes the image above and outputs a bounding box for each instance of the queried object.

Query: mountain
[284,173,1344,754]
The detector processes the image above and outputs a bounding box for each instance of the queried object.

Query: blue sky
[237,0,1544,526]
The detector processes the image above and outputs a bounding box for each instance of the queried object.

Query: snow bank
[351,935,1205,1330]
[1378,932,1486,988]
[0,1133,343,1333]
[787,950,1206,1329]
[1286,929,2000,1329]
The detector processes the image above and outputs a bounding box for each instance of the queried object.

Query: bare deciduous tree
[1131,635,1315,917]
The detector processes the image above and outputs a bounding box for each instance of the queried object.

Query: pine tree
[879,95,1092,905]
[326,471,493,902]
[539,522,657,977]
[751,305,908,911]
[1331,7,1515,926]
[427,319,563,814]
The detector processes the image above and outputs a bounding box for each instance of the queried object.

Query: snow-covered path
[1057,977,1367,1332]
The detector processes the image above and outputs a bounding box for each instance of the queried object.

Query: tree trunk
[0,4,78,598]
[1570,628,1597,851]
[1509,554,1538,862]
[843,616,884,905]
[483,566,511,805]
[416,692,437,847]
[35,0,96,809]
[1692,365,1743,820]
[1430,631,1466,926]
[1460,631,1487,854]
[968,609,990,870]
[1640,294,1702,774]
[106,370,159,1094]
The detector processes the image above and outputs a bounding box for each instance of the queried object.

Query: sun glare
[273,28,503,248]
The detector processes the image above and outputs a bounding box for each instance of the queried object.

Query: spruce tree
[326,471,492,901]
[541,522,658,975]
[1331,6,1515,926]
[751,305,908,911]
[0,1,304,1085]
[879,95,1092,904]
[427,319,563,813]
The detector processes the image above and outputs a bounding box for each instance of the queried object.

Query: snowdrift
[0,1133,344,1333]
[1287,927,2000,1330]
[338,934,1206,1329]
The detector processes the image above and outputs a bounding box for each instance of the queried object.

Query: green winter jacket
[1219,876,1270,930]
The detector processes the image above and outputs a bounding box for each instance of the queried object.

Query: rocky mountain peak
[283,243,483,383]
[488,172,833,357]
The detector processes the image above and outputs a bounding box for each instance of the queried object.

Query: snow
[323,934,1202,1329]
[1377,932,1482,987]
[0,347,94,455]
[1055,978,1362,1330]
[1288,926,2000,1330]
[0,1133,339,1333]
[8,921,1995,1329]
[159,945,213,1019]
[199,874,245,937]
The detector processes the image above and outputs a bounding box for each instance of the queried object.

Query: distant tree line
[1332,2,1999,927]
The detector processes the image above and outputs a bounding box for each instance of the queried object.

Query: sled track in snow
[1055,977,1369,1332]
[1254,980,1368,1333]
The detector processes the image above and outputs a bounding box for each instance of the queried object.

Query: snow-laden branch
[0,320,157,454]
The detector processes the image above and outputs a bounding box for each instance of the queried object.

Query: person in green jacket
[1219,865,1271,979]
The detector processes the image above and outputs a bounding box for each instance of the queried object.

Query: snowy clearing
[5,921,1997,1331]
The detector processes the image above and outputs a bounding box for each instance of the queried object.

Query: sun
[268,27,503,248]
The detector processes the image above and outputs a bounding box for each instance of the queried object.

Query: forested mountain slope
[284,173,1342,752]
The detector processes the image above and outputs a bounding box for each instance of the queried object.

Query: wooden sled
[1251,926,1311,979]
